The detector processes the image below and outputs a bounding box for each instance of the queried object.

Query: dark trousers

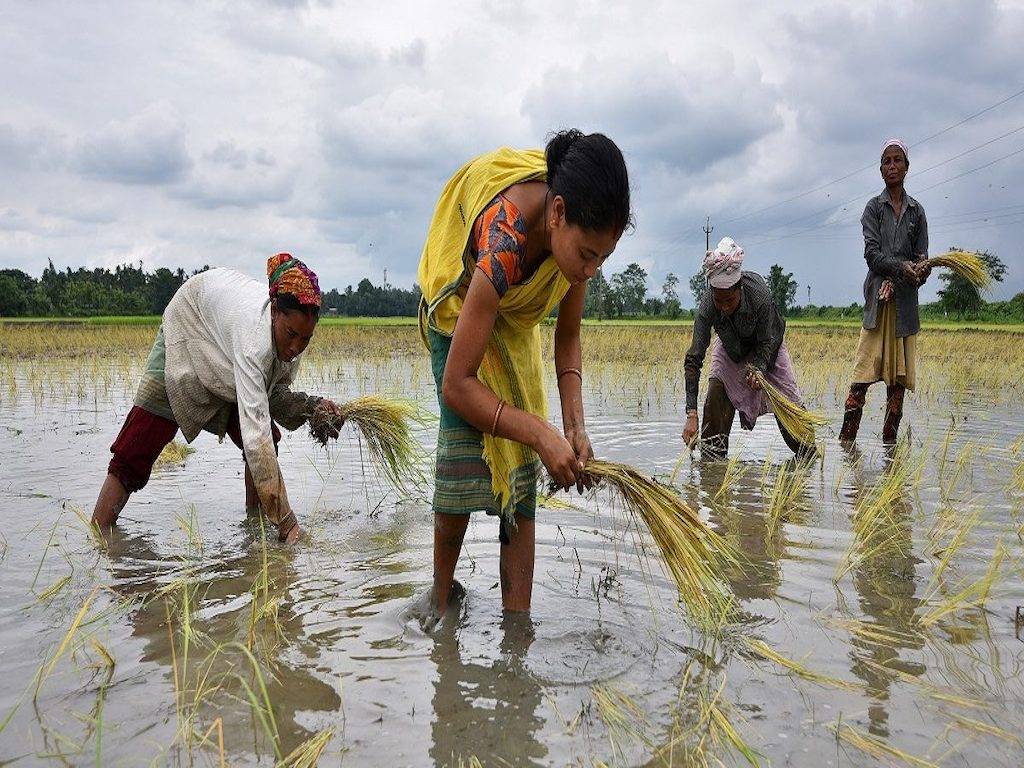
[839,382,905,443]
[700,377,805,459]
[108,405,281,493]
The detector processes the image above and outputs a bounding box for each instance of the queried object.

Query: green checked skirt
[428,328,538,522]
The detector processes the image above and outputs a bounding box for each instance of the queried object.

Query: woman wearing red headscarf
[91,254,343,543]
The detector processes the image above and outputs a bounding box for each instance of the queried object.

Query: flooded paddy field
[1,322,1023,767]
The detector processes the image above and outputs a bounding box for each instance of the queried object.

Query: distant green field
[3,315,1022,333]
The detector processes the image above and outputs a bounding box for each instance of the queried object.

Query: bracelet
[557,367,583,383]
[490,399,507,436]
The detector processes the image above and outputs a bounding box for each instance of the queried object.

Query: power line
[916,145,1024,193]
[738,137,1024,246]
[714,85,1024,228]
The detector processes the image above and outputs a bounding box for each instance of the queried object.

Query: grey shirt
[860,188,929,337]
[684,271,785,412]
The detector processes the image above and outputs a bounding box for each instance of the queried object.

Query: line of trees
[0,261,204,317]
[0,249,1018,321]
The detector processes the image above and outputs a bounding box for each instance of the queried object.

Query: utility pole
[807,284,811,305]
[383,267,388,291]
[703,216,714,252]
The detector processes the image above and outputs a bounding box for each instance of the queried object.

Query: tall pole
[703,216,714,252]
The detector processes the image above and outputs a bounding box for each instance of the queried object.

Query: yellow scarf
[418,147,571,515]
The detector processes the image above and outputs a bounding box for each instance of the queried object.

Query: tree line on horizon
[0,250,1018,321]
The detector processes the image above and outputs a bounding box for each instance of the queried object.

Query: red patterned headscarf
[266,253,321,307]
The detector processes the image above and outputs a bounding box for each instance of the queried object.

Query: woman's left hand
[745,370,762,391]
[565,427,594,494]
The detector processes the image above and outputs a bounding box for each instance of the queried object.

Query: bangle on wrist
[491,399,507,436]
[557,367,583,384]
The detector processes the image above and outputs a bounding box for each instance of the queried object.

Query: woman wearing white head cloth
[839,138,930,443]
[681,237,811,458]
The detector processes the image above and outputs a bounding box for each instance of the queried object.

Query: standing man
[839,139,930,443]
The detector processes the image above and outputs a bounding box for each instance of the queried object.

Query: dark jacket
[860,188,929,337]
[684,271,785,412]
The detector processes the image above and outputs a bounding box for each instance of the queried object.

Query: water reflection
[429,613,546,767]
[103,524,343,758]
[842,442,924,738]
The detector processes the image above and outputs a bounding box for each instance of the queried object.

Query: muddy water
[1,337,1023,767]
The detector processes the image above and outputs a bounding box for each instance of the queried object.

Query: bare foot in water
[419,579,466,633]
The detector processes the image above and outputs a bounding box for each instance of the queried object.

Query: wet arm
[554,282,587,440]
[684,296,713,412]
[268,375,323,431]
[442,270,559,451]
[234,353,296,540]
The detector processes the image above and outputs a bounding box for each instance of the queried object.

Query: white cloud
[0,0,1021,303]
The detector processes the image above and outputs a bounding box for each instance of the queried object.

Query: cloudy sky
[2,0,1022,305]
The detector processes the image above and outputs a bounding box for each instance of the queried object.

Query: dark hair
[545,129,632,235]
[275,292,320,320]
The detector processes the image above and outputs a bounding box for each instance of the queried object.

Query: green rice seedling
[36,574,72,603]
[715,455,749,503]
[744,638,861,691]
[309,395,429,493]
[927,507,981,591]
[747,367,828,447]
[947,713,1020,744]
[592,683,650,762]
[827,616,921,648]
[249,517,285,658]
[34,586,100,701]
[829,720,938,768]
[919,542,1006,628]
[695,676,761,767]
[834,442,916,584]
[577,459,737,626]
[927,250,991,290]
[276,728,335,767]
[764,458,813,544]
[194,717,225,768]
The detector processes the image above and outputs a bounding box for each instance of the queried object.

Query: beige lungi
[851,299,917,391]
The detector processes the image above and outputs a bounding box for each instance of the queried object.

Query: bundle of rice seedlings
[577,460,736,625]
[927,250,991,289]
[308,395,427,492]
[746,368,827,448]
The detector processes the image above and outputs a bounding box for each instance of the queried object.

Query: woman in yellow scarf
[418,130,631,620]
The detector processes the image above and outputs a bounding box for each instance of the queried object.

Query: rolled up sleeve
[234,348,294,532]
[684,297,714,412]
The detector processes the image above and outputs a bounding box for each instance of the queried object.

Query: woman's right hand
[682,411,699,447]
[537,425,582,489]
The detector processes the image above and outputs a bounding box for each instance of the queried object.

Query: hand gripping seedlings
[308,395,429,493]
[747,366,828,448]
[558,459,737,625]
